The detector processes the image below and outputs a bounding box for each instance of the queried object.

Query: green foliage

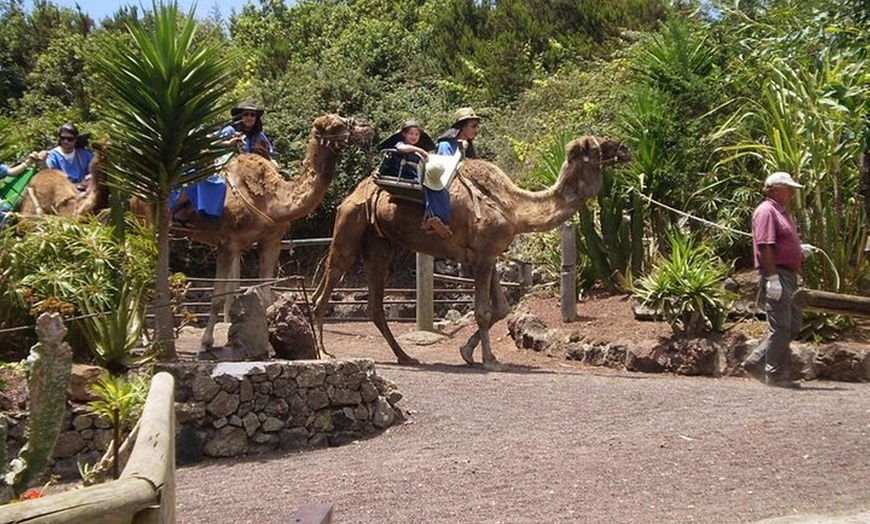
[87,372,149,479]
[88,373,148,430]
[0,215,156,359]
[633,232,736,337]
[77,282,150,372]
[799,311,854,343]
[93,1,235,359]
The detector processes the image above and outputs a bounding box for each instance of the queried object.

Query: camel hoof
[482,359,505,372]
[397,356,421,366]
[460,345,475,366]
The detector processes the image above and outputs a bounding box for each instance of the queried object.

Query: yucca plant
[633,231,736,338]
[87,373,149,480]
[94,1,234,360]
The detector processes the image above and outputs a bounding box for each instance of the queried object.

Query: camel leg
[361,238,420,365]
[311,244,356,359]
[312,203,368,358]
[460,268,511,363]
[200,247,236,355]
[257,233,285,302]
[462,264,501,369]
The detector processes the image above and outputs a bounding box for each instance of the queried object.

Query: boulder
[226,287,271,361]
[266,293,318,360]
[68,364,106,402]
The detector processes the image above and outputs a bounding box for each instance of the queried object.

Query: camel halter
[583,136,622,167]
[312,117,356,152]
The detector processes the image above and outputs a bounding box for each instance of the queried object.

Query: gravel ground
[174,294,870,524]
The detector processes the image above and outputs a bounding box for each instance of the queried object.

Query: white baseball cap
[764,171,803,188]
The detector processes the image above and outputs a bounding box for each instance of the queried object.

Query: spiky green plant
[77,282,150,373]
[633,231,736,338]
[94,1,234,360]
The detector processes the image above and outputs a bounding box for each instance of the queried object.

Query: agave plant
[76,282,152,373]
[633,231,736,338]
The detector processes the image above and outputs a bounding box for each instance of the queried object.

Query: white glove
[801,243,816,257]
[765,274,782,301]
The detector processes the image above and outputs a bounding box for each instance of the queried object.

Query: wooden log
[793,288,870,318]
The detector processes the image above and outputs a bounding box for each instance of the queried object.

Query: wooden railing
[0,372,176,524]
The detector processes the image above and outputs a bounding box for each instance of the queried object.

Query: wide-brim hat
[231,101,265,118]
[764,171,803,188]
[378,120,436,151]
[450,107,482,128]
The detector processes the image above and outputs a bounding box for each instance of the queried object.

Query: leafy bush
[0,215,156,360]
[632,231,736,338]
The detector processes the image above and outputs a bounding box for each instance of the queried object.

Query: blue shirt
[46,147,93,184]
[219,125,274,156]
[0,164,8,179]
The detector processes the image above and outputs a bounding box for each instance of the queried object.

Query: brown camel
[312,135,630,368]
[17,145,108,217]
[161,114,374,355]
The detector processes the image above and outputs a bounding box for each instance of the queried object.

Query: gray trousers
[744,269,802,378]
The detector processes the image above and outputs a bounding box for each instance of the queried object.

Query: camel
[16,145,108,217]
[311,135,631,368]
[159,114,374,355]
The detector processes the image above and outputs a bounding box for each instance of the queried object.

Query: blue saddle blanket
[170,174,226,218]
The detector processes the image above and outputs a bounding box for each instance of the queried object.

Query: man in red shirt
[742,171,808,389]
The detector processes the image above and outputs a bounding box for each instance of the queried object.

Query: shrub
[633,231,736,338]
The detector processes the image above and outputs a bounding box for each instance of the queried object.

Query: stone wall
[3,358,405,480]
[4,404,121,480]
[154,358,405,461]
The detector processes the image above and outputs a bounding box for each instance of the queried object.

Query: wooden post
[560,222,577,322]
[286,504,334,524]
[223,255,241,322]
[416,252,434,331]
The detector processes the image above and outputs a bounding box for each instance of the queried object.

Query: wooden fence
[0,372,176,524]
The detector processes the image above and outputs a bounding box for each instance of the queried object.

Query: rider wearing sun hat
[219,100,273,160]
[436,107,482,159]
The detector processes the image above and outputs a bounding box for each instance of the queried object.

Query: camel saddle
[373,149,462,203]
[0,166,38,213]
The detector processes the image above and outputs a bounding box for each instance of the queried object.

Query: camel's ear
[582,136,600,163]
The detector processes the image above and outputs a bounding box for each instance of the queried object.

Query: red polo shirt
[751,198,802,270]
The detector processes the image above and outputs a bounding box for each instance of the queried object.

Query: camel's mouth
[350,118,376,145]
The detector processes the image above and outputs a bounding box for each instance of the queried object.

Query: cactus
[1,313,72,498]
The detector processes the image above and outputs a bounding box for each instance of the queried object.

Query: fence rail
[0,372,176,524]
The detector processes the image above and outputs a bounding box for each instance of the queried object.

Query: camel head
[564,135,631,201]
[311,114,375,151]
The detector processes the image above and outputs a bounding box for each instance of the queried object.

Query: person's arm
[4,151,42,177]
[758,244,777,277]
[395,143,429,157]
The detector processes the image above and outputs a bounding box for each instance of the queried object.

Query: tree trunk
[153,196,177,361]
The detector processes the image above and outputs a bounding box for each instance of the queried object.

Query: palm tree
[94,1,234,359]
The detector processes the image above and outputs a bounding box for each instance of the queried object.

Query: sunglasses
[60,135,76,142]
[241,112,258,118]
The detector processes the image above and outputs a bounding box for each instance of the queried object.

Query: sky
[22,0,252,22]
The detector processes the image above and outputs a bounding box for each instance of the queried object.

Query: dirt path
[174,298,870,524]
